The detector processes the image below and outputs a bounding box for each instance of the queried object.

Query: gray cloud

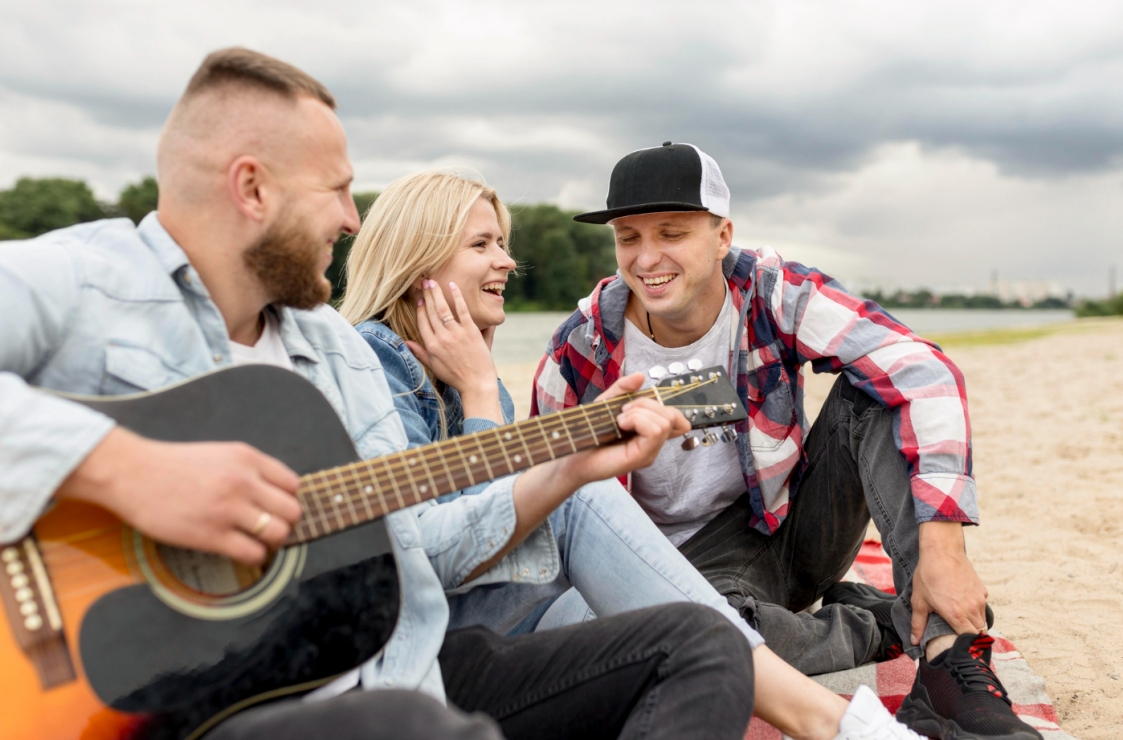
[1,0,1121,295]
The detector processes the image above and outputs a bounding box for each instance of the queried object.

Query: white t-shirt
[623,288,746,546]
[229,310,294,370]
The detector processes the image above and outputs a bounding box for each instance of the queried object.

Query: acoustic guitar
[0,362,746,740]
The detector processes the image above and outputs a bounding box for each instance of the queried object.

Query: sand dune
[498,317,1123,738]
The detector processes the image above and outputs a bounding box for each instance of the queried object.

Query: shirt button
[213,353,223,364]
[539,568,548,577]
[502,526,509,535]
[487,540,494,549]
[521,568,530,577]
[183,272,192,284]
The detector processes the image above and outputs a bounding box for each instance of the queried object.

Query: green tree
[0,177,106,237]
[327,191,380,302]
[117,177,159,224]
[507,204,616,310]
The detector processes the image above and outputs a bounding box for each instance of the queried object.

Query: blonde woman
[340,171,922,740]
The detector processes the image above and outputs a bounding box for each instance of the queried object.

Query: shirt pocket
[100,343,188,395]
[745,342,797,452]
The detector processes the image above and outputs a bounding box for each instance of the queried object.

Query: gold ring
[252,511,272,537]
[441,316,455,324]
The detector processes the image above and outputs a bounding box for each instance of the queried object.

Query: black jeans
[206,687,503,740]
[678,374,957,676]
[440,603,755,740]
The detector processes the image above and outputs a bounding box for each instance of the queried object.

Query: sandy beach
[497,317,1123,739]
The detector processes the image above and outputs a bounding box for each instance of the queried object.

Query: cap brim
[572,202,710,225]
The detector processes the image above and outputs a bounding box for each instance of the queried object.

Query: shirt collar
[136,212,192,278]
[137,212,320,365]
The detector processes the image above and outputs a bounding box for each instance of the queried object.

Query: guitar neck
[285,390,648,545]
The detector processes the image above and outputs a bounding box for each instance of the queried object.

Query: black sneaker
[896,632,1043,740]
[821,582,995,663]
[821,581,907,661]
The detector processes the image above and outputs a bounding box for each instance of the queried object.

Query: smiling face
[245,97,360,308]
[612,210,732,327]
[428,196,516,330]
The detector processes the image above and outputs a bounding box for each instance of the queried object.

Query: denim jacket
[0,215,559,703]
[355,320,516,502]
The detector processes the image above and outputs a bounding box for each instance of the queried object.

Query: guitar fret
[532,416,557,460]
[331,466,357,528]
[356,462,378,520]
[451,436,478,487]
[432,439,459,493]
[330,469,349,529]
[414,451,441,500]
[492,428,516,474]
[577,404,600,443]
[513,425,535,467]
[558,413,579,453]
[473,433,495,480]
[381,455,407,512]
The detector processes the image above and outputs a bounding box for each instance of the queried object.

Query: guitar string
[37,379,726,570]
[33,404,633,572]
[289,380,724,535]
[296,378,713,501]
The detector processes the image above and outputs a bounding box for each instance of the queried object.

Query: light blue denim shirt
[0,215,559,703]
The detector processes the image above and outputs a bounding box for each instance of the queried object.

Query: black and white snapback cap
[573,142,730,224]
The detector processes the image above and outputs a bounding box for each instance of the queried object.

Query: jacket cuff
[911,473,979,525]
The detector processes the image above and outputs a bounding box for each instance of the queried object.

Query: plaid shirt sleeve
[764,253,979,525]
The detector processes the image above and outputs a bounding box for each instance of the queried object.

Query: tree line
[1,177,616,310]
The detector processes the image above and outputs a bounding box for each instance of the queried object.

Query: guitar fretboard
[285,391,647,545]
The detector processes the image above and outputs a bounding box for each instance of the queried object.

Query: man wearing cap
[531,142,1041,740]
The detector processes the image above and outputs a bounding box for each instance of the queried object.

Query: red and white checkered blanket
[744,541,1075,739]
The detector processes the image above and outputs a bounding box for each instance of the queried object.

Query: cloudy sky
[2,0,1121,295]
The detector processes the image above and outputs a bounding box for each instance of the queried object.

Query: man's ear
[226,155,272,223]
[716,217,733,259]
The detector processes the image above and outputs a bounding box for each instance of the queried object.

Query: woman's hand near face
[405,279,503,424]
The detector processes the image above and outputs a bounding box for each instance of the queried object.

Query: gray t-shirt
[623,289,746,546]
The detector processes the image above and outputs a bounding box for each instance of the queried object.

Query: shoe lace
[945,634,1011,705]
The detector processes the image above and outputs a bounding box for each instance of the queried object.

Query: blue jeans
[446,479,764,650]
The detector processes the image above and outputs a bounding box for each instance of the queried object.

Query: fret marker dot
[469,455,478,463]
[334,494,343,503]
[364,486,373,494]
[504,432,512,440]
[409,458,417,466]
[514,454,522,463]
[551,431,560,439]
[419,484,428,493]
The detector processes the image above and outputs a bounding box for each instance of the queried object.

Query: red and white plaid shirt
[532,246,979,535]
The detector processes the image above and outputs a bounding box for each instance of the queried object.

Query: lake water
[491,309,1074,366]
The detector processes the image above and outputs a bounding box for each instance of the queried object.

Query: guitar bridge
[1,536,76,689]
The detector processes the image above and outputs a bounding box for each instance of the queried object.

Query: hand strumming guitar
[55,427,303,565]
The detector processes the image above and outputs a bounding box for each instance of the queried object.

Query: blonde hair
[339,171,511,339]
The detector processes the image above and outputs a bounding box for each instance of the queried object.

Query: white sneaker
[833,685,924,739]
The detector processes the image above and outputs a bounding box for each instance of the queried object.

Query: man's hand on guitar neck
[56,427,303,565]
[463,373,690,583]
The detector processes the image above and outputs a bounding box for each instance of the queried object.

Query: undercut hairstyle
[183,47,335,109]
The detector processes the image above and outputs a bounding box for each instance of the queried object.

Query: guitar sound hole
[155,545,270,596]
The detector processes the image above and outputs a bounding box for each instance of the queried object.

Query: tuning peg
[681,434,702,451]
[668,361,686,375]
[687,358,703,371]
[721,426,737,443]
[648,365,668,380]
[702,431,718,447]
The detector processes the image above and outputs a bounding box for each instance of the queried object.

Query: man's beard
[243,214,333,310]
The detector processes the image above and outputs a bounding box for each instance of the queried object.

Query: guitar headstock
[651,361,746,450]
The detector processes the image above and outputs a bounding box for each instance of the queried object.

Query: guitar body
[1,367,400,740]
